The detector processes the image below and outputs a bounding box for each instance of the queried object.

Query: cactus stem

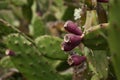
[84,23,109,34]
[83,11,94,31]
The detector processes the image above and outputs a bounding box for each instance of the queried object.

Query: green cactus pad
[29,16,46,38]
[83,36,107,50]
[83,28,108,50]
[5,33,65,80]
[35,35,68,60]
[84,48,108,79]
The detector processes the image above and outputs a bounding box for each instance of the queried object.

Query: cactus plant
[0,0,120,80]
[35,35,67,60]
[4,33,65,80]
[85,49,108,80]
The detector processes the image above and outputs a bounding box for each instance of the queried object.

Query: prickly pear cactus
[4,33,65,80]
[35,35,67,60]
[0,0,120,80]
[84,48,108,80]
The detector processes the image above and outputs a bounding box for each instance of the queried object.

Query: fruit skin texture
[97,0,108,3]
[64,20,82,35]
[64,33,82,45]
[67,54,86,66]
[61,34,82,51]
[61,42,76,51]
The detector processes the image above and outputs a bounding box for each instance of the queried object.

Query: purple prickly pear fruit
[64,34,82,46]
[5,49,15,56]
[67,54,86,66]
[61,42,76,51]
[64,20,82,35]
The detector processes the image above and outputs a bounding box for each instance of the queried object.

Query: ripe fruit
[64,20,82,35]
